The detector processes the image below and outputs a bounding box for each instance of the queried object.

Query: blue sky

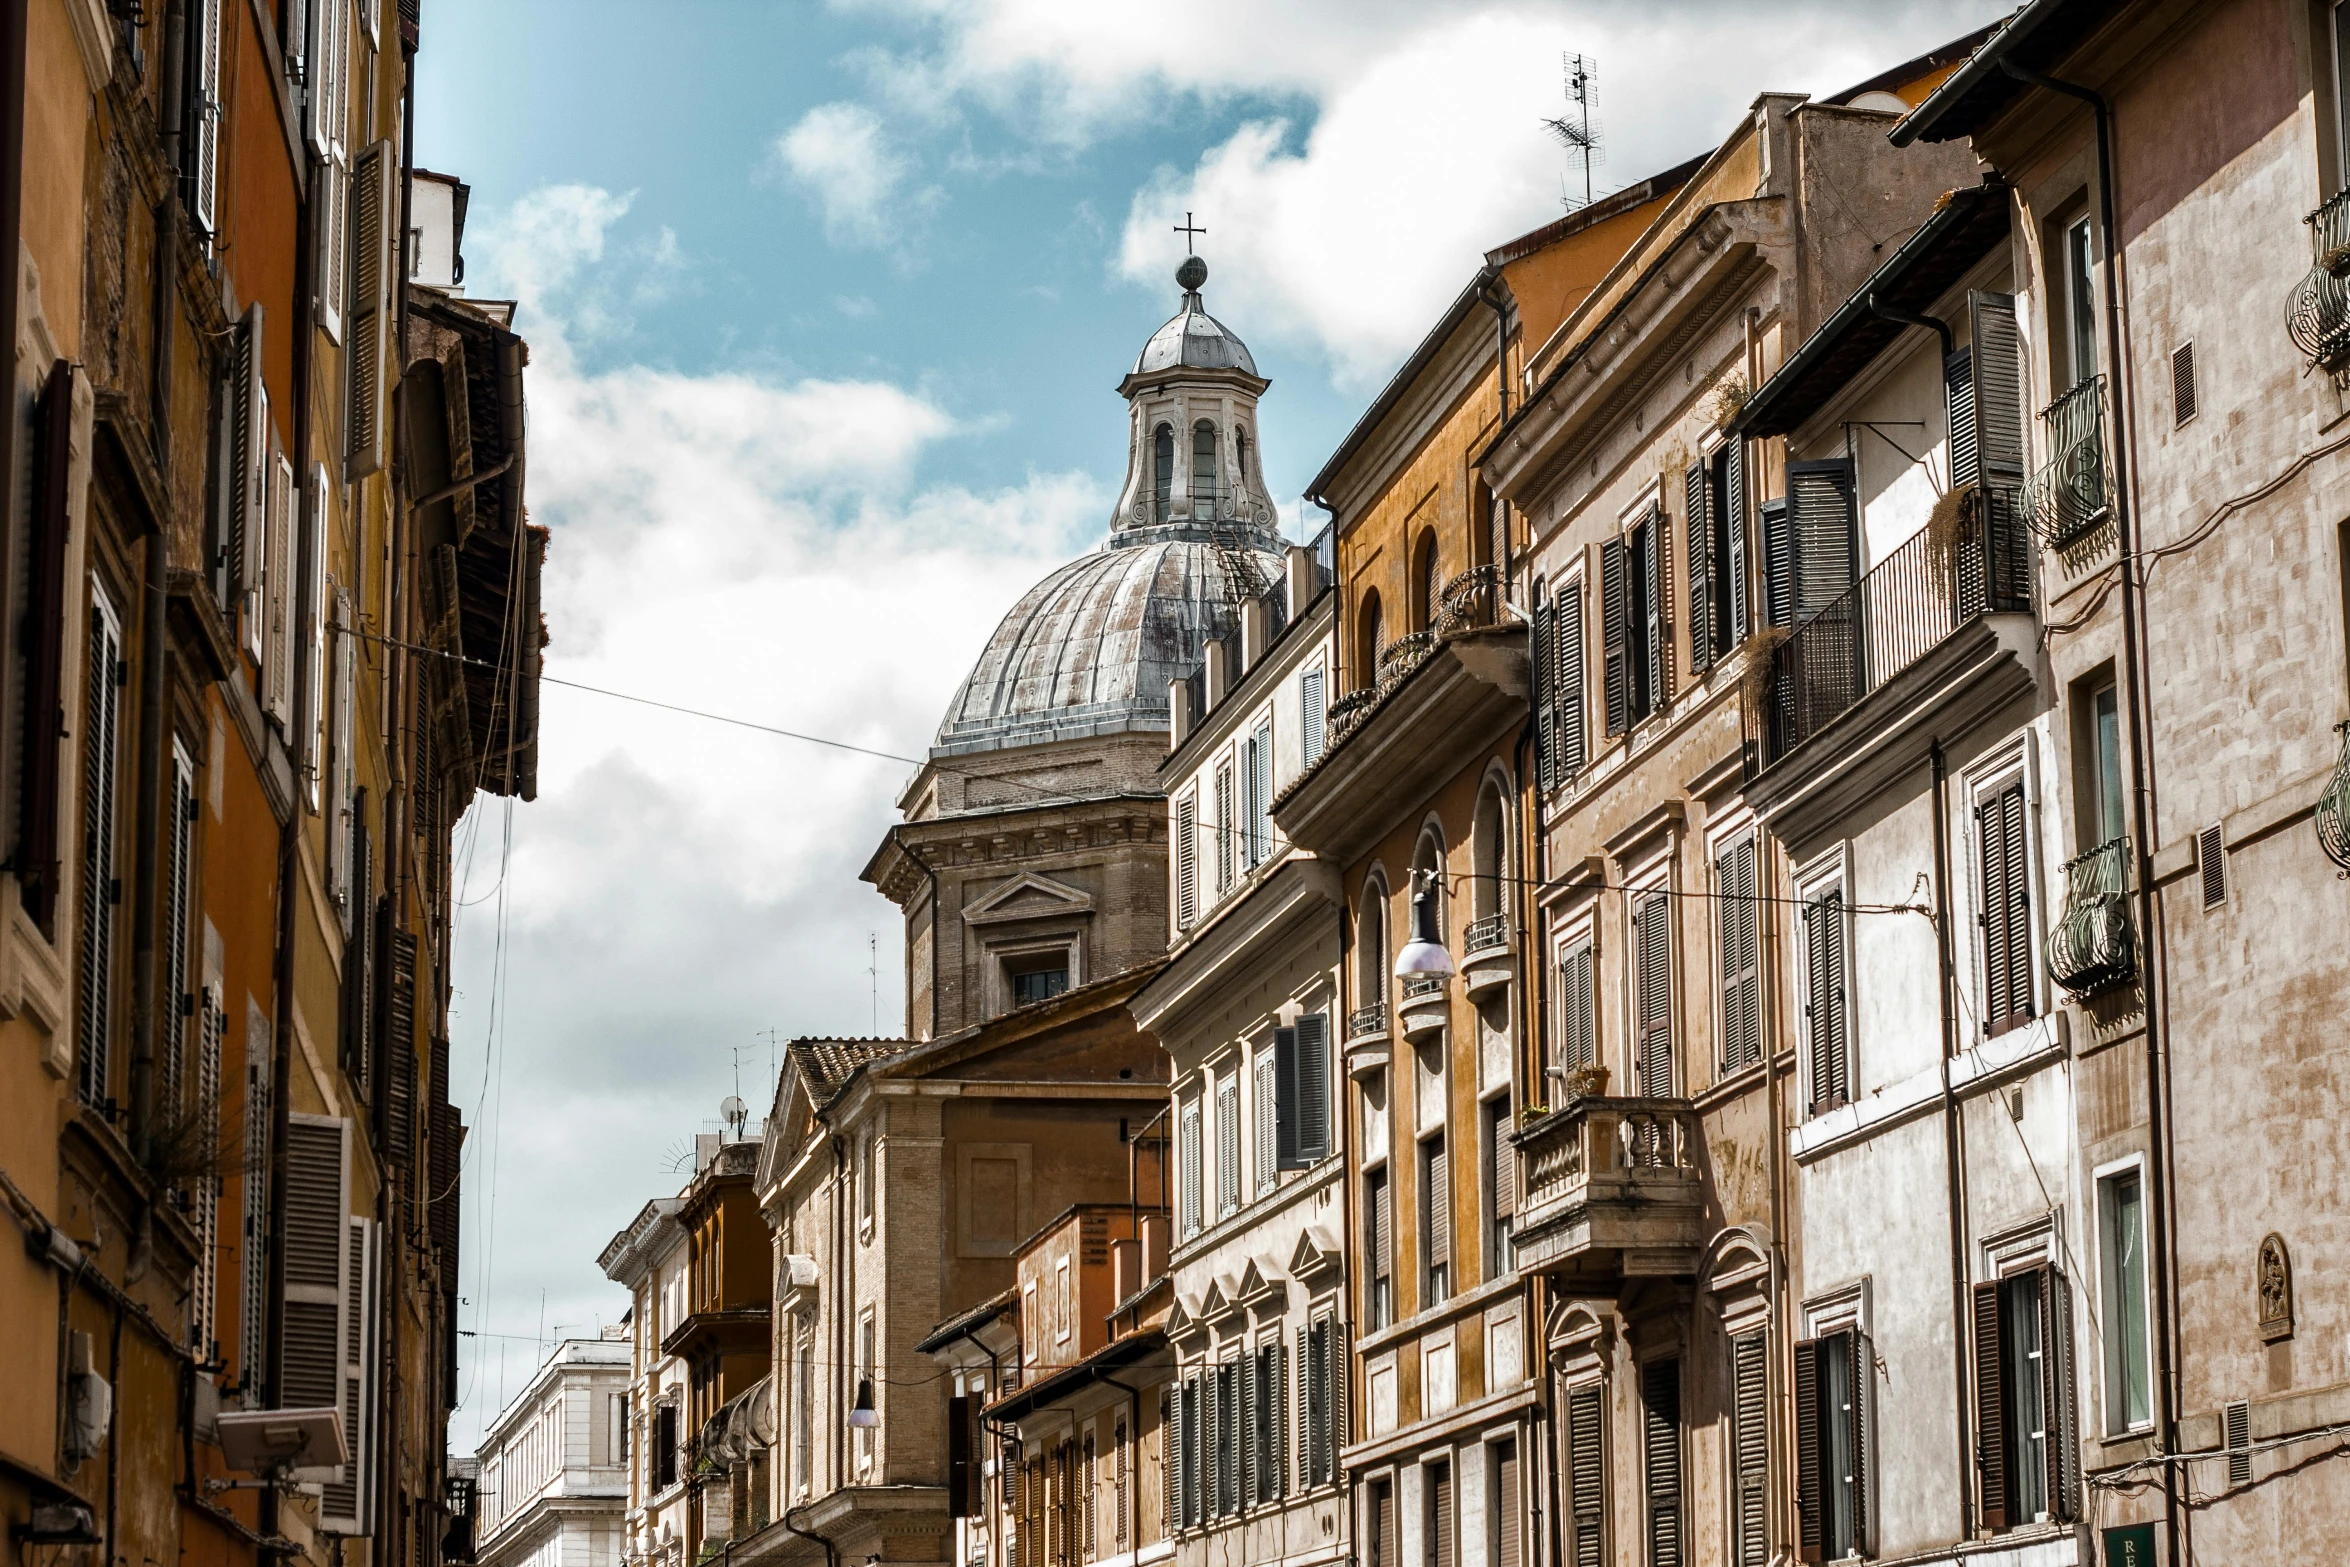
[422,0,2007,1448]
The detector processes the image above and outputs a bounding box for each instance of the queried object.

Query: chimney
[1240,599,1269,671]
[1205,639,1229,711]
[1141,1212,1170,1281]
[1286,543,1318,616]
[1168,675,1192,749]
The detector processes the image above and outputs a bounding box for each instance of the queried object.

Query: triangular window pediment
[963,872,1097,928]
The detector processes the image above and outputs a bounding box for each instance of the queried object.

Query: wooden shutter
[76,589,123,1109]
[1302,664,1326,764]
[1560,942,1596,1069]
[1723,441,1750,647]
[20,361,72,933]
[320,1216,376,1533]
[163,745,196,1108]
[1973,1281,2008,1530]
[1368,1170,1391,1299]
[1805,889,1849,1110]
[1844,1331,1872,1556]
[1274,1026,1301,1169]
[1180,1102,1202,1234]
[1256,1048,1279,1193]
[1787,461,1858,624]
[1760,497,1793,629]
[1295,1012,1330,1161]
[1718,838,1760,1071]
[1296,1325,1314,1486]
[1642,1359,1683,1567]
[1491,1098,1516,1224]
[1176,792,1198,928]
[1557,577,1587,776]
[1271,1338,1287,1498]
[263,445,296,722]
[1372,1478,1396,1567]
[1428,1461,1454,1567]
[1793,1338,1823,1562]
[190,986,226,1356]
[1533,600,1558,793]
[239,1023,274,1384]
[1567,1384,1604,1567]
[1945,346,1981,489]
[1241,1351,1259,1505]
[1732,1332,1768,1567]
[190,0,224,235]
[1171,1377,1190,1526]
[1251,719,1273,863]
[1214,761,1235,894]
[1970,293,2027,484]
[346,140,395,478]
[1639,510,1668,715]
[1495,1440,1521,1567]
[1977,781,2033,1033]
[233,311,269,621]
[1423,1136,1450,1292]
[1217,1076,1240,1214]
[2038,1268,2078,1521]
[281,1114,350,1415]
[1600,538,1630,735]
[947,1396,972,1518]
[1634,893,1673,1099]
[1686,462,1715,675]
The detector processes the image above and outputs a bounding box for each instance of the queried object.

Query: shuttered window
[263,444,296,723]
[21,362,72,935]
[1486,1095,1515,1274]
[1246,719,1274,866]
[1716,837,1761,1072]
[1639,508,1668,716]
[76,586,124,1110]
[1641,1359,1683,1567]
[347,140,396,478]
[1534,599,1557,792]
[1369,1477,1396,1567]
[1220,1360,1241,1514]
[1491,1438,1521,1567]
[1426,1460,1455,1567]
[320,1216,377,1534]
[1214,760,1236,895]
[228,310,269,644]
[1216,1076,1241,1216]
[1113,1412,1129,1545]
[1786,461,1858,626]
[1803,887,1850,1112]
[1302,664,1326,765]
[1946,345,1979,489]
[1632,892,1673,1099]
[1174,1376,1197,1527]
[189,986,227,1357]
[1555,577,1587,777]
[1731,1332,1768,1566]
[163,743,197,1112]
[1557,941,1596,1070]
[1976,779,2034,1035]
[1421,1134,1450,1304]
[189,0,224,237]
[1300,1314,1340,1487]
[1179,1101,1203,1236]
[1973,1266,2077,1531]
[239,1004,274,1385]
[1795,1330,1869,1562]
[1601,537,1630,735]
[948,1395,973,1519]
[1281,1013,1331,1164]
[1566,1384,1604,1567]
[1971,293,2027,484]
[1176,790,1199,928]
[1686,461,1715,676]
[1720,441,1750,648]
[281,1114,350,1421]
[1760,497,1793,629]
[1255,1049,1279,1196]
[1240,1350,1259,1508]
[1366,1169,1392,1329]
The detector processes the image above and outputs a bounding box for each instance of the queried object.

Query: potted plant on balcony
[1553,1063,1608,1104]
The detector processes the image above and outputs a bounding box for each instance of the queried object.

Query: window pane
[2066,218,2096,391]
[2093,685,2123,846]
[2336,2,2350,183]
[2104,1171,2151,1431]
[2001,1272,2049,1517]
[1823,1332,1859,1558]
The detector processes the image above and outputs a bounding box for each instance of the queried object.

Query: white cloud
[447,184,1100,1441]
[777,101,923,248]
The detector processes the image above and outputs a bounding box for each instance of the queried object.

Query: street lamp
[848,1378,880,1429]
[1392,871,1454,980]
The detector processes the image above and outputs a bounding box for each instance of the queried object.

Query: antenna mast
[1543,53,1604,210]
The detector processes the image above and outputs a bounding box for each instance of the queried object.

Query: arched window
[1413,828,1448,944]
[1235,426,1251,488]
[1358,877,1389,1011]
[1413,530,1441,633]
[1153,424,1174,523]
[1191,420,1219,519]
[1471,781,1507,926]
[1358,590,1383,688]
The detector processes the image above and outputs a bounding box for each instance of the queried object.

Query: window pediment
[963,872,1096,928]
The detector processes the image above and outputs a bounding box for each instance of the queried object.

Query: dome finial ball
[1176,255,1208,293]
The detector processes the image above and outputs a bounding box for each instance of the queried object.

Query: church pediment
[963,872,1096,928]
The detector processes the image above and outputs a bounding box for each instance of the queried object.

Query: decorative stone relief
[2258,1232,2294,1343]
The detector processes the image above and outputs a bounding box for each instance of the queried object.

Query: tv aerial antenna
[1543,53,1604,210]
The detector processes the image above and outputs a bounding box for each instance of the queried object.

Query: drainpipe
[1865,294,1952,360]
[781,1504,838,1567]
[126,528,169,1169]
[1094,1371,1148,1559]
[1998,60,2178,1562]
[1929,740,1973,1537]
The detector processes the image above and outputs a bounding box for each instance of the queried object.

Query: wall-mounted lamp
[847,1378,880,1429]
[1392,872,1454,980]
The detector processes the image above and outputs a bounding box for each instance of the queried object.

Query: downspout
[1998,61,2178,1561]
[1511,716,1553,1567]
[1930,740,1973,1536]
[781,1504,839,1567]
[0,0,25,663]
[1094,1371,1148,1560]
[126,529,169,1171]
[1865,294,1953,360]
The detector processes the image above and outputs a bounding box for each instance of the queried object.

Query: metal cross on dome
[1173,212,1207,250]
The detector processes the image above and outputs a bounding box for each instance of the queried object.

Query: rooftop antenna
[755,1028,780,1109]
[1543,53,1604,210]
[868,934,879,1036]
[720,1095,749,1142]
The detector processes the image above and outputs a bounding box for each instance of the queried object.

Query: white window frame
[1546,898,1598,1084]
[2093,1154,2155,1437]
[1705,810,1762,1078]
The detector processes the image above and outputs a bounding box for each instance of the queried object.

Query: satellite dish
[721,1096,747,1121]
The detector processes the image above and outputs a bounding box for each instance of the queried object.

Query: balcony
[1763,486,2033,766]
[2046,836,2135,999]
[2025,378,2110,545]
[2290,188,2350,374]
[1509,1098,1705,1285]
[2319,721,2350,874]
[1460,914,1512,1003]
[1397,975,1449,1042]
[1274,588,1528,863]
[1344,1002,1390,1081]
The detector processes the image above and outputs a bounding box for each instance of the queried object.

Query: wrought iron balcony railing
[2289,189,2350,373]
[1401,974,1447,1000]
[1346,1002,1388,1039]
[1765,485,2032,762]
[2046,836,2135,998]
[1463,912,1510,954]
[2026,376,2111,544]
[2317,721,2350,875]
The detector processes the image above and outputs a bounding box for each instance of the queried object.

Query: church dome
[933,523,1286,757]
[1132,256,1258,378]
